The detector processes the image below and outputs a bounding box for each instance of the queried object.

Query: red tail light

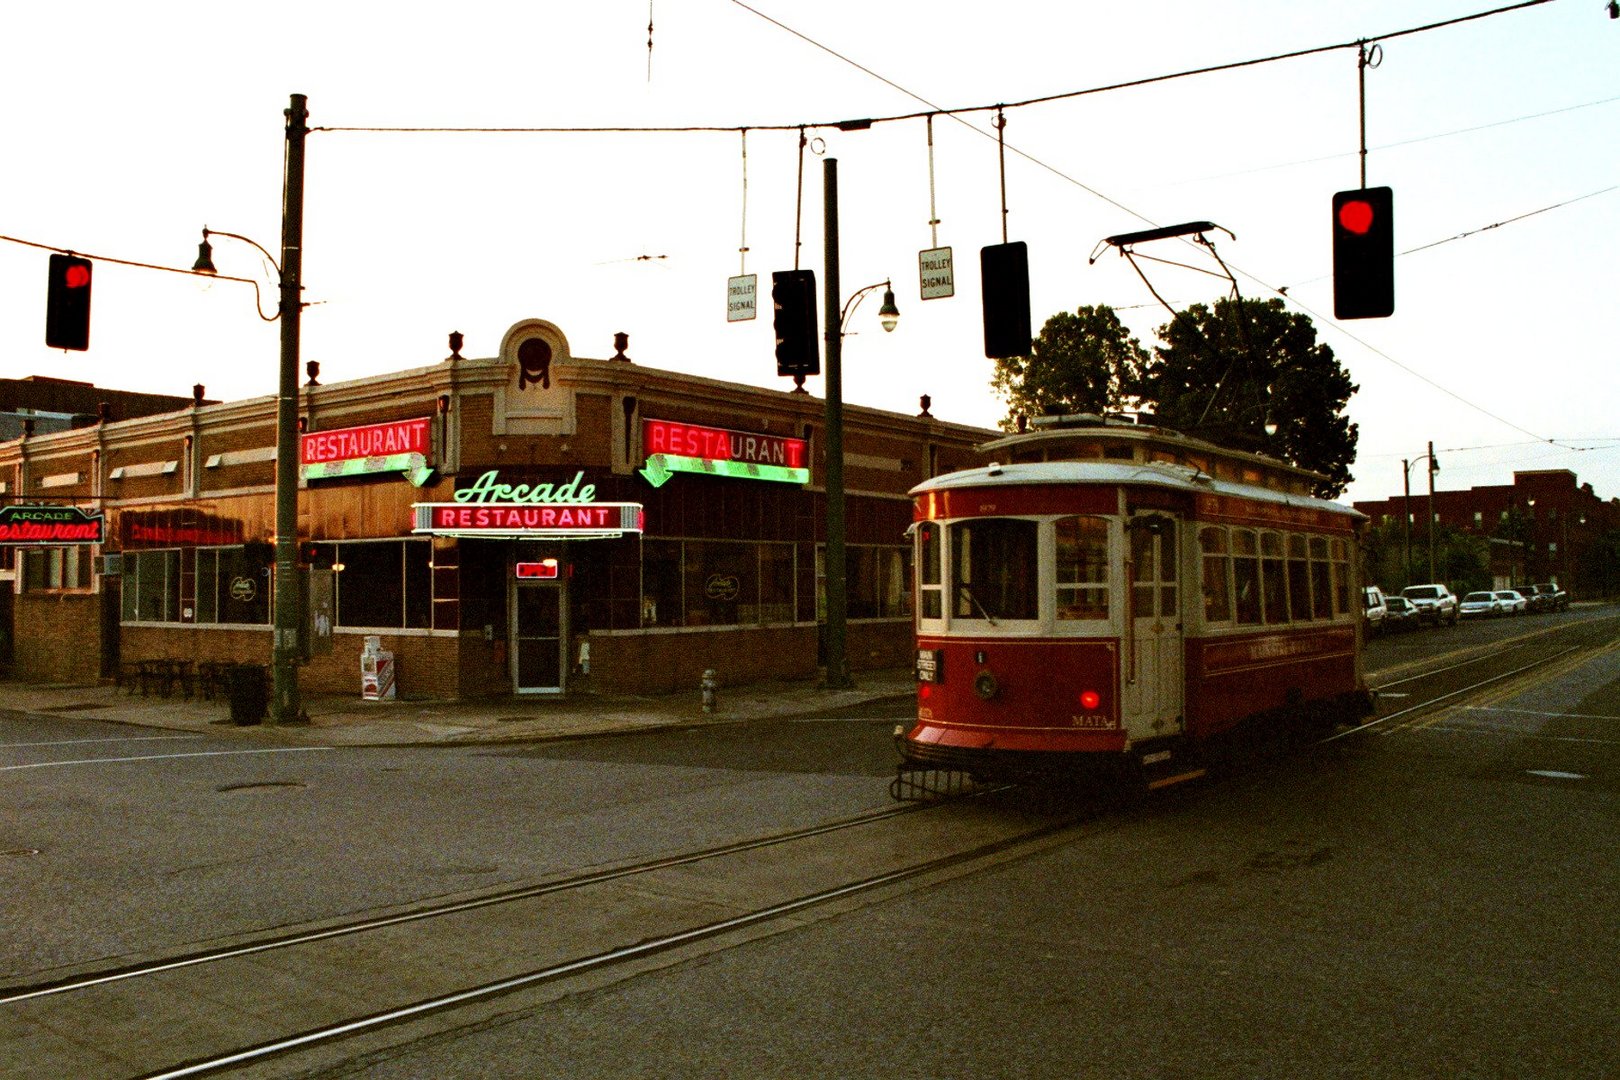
[1079,690,1101,711]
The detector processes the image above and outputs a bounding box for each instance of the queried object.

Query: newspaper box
[360,635,396,701]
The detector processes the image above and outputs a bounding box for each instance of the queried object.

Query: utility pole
[1426,439,1437,584]
[821,157,851,690]
[271,93,308,725]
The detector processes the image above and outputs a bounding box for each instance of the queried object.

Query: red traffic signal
[1332,187,1393,320]
[981,241,1031,359]
[45,254,93,351]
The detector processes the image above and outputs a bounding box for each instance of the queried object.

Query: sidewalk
[0,670,919,748]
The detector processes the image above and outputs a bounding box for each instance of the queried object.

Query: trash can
[228,663,267,725]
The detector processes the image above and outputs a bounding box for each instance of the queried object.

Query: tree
[990,305,1147,431]
[1140,297,1358,499]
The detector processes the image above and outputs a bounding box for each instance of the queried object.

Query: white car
[1460,591,1503,619]
[1494,590,1528,615]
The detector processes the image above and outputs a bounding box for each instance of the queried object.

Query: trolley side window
[1232,529,1262,625]
[1330,538,1351,616]
[1260,531,1288,624]
[950,518,1038,622]
[1055,516,1110,621]
[916,522,943,620]
[1287,534,1312,622]
[1309,536,1333,620]
[1200,526,1232,623]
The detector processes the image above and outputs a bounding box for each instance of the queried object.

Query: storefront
[0,318,991,697]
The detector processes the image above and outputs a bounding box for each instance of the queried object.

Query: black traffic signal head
[1332,187,1394,320]
[46,254,93,351]
[771,269,819,378]
[981,242,1031,359]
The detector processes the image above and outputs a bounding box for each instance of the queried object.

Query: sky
[4,0,1616,508]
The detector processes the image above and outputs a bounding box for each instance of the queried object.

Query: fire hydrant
[700,669,719,714]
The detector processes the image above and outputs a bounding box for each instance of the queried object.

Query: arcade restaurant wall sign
[412,471,644,539]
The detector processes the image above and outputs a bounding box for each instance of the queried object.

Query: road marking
[1415,725,1620,745]
[1527,769,1586,780]
[1,734,205,749]
[1460,705,1620,722]
[0,747,332,772]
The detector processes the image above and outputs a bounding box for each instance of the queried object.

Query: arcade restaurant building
[0,319,991,699]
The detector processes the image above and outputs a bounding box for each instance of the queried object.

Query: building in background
[0,320,991,697]
[1353,469,1620,597]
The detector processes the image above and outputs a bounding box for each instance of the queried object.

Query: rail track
[1,788,1096,1079]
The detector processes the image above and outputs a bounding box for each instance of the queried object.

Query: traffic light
[980,242,1031,359]
[45,254,93,351]
[771,269,819,378]
[1332,187,1394,320]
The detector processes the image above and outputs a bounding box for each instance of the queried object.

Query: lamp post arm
[840,281,890,330]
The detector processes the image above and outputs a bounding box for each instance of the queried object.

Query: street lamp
[1400,442,1440,586]
[821,156,900,690]
[190,93,309,725]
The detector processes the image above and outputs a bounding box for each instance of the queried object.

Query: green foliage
[990,305,1147,431]
[1140,297,1359,499]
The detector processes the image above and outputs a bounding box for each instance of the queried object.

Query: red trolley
[901,416,1373,788]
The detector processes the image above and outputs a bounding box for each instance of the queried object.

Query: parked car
[1402,583,1459,626]
[1363,586,1388,635]
[1532,583,1569,611]
[1514,585,1550,613]
[1382,594,1422,631]
[1460,591,1504,619]
[1494,589,1528,615]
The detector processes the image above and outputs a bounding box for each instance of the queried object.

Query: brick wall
[13,593,102,682]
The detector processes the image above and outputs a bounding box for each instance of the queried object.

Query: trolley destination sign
[639,417,809,488]
[0,505,106,545]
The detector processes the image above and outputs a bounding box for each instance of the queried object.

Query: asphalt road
[3,606,1616,1078]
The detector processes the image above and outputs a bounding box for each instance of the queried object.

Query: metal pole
[272,93,308,724]
[1401,459,1411,588]
[821,157,851,689]
[1426,439,1437,584]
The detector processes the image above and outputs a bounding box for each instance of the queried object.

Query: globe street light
[190,94,309,725]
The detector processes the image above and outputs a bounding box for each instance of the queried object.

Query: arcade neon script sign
[0,505,105,545]
[412,471,644,539]
[639,418,808,488]
[301,417,434,486]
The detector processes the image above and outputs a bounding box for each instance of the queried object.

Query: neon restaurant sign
[412,471,644,539]
[301,417,434,486]
[639,418,808,488]
[0,505,106,545]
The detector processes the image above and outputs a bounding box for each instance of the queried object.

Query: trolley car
[900,415,1373,788]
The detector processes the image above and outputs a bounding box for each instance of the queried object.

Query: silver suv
[1401,583,1459,626]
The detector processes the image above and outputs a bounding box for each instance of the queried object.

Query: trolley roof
[910,459,1363,520]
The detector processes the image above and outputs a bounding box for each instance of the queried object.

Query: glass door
[512,581,566,694]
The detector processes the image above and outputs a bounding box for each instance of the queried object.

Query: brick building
[0,319,992,697]
[1352,469,1620,597]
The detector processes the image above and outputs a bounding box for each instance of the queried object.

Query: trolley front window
[950,518,1038,622]
[916,522,942,620]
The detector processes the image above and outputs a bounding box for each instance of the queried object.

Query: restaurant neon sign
[413,471,642,538]
[301,417,434,486]
[639,418,808,488]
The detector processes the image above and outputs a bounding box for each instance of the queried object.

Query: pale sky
[4,0,1616,507]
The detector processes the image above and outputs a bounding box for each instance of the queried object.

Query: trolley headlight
[973,670,1000,700]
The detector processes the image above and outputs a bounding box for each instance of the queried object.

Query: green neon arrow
[639,454,675,488]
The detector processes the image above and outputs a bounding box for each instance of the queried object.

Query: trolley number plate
[915,649,943,683]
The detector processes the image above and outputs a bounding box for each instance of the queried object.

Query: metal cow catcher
[899,415,1373,792]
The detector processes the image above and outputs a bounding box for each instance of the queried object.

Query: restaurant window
[333,539,433,630]
[639,539,798,629]
[122,549,180,622]
[840,545,910,619]
[195,546,271,625]
[1056,515,1110,622]
[640,540,683,627]
[21,547,92,591]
